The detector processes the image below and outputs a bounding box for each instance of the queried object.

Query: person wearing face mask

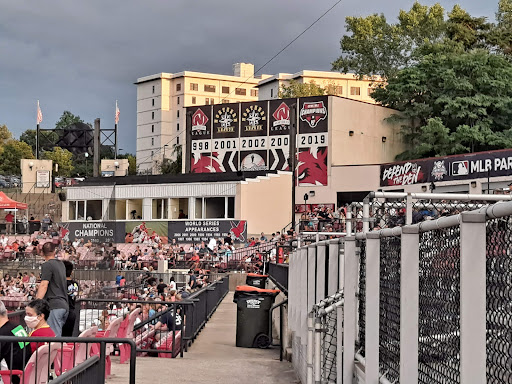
[25,299,55,353]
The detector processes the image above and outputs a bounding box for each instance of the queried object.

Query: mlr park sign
[380,148,512,187]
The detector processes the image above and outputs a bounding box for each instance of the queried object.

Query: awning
[0,192,28,210]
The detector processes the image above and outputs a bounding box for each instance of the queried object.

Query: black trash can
[233,285,279,348]
[245,273,268,289]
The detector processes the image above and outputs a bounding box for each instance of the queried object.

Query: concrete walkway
[108,292,299,384]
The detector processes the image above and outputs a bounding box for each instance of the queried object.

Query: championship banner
[60,222,125,244]
[297,96,329,186]
[380,148,512,187]
[269,99,292,171]
[190,106,213,173]
[210,103,240,172]
[125,221,169,244]
[168,219,247,243]
[239,101,268,171]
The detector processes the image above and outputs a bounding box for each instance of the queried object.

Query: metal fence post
[400,226,419,383]
[346,210,352,235]
[363,197,370,233]
[307,312,314,384]
[365,232,380,384]
[307,245,317,316]
[343,236,357,384]
[316,242,326,302]
[460,211,486,384]
[328,239,339,296]
[406,193,413,225]
[314,316,322,384]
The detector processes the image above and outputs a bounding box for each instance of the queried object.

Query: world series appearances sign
[380,149,512,187]
[168,220,248,243]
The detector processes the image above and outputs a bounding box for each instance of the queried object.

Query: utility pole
[290,103,297,231]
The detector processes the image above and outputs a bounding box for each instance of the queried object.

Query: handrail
[269,298,287,361]
[51,355,100,383]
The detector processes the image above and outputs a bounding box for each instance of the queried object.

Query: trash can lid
[246,273,268,278]
[235,285,280,294]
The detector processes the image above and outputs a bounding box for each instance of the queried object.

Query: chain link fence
[379,236,401,382]
[486,215,512,384]
[418,227,461,384]
[356,240,366,358]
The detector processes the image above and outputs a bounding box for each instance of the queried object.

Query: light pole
[84,153,89,178]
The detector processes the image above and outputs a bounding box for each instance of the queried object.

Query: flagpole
[36,100,40,159]
[115,100,118,159]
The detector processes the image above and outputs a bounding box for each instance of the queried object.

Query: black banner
[298,96,328,134]
[168,220,247,243]
[61,222,125,244]
[380,149,512,187]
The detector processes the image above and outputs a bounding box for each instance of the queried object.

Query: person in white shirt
[168,277,177,291]
[0,235,8,248]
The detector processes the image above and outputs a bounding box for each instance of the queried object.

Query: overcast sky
[0,0,497,154]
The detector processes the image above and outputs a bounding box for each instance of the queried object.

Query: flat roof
[257,70,382,87]
[70,170,274,187]
[135,71,266,85]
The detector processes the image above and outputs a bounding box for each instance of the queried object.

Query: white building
[135,63,268,173]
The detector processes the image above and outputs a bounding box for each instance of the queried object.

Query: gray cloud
[0,0,496,153]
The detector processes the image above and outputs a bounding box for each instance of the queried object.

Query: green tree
[278,80,326,98]
[55,111,84,130]
[331,2,500,80]
[0,125,13,147]
[160,145,182,174]
[118,153,137,175]
[372,50,512,159]
[0,140,34,175]
[42,147,74,177]
[491,0,512,54]
[332,2,446,80]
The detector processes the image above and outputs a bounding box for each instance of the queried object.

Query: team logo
[431,160,447,181]
[272,102,290,131]
[230,220,247,242]
[300,101,327,128]
[452,161,469,176]
[214,107,237,133]
[192,109,208,132]
[242,105,266,131]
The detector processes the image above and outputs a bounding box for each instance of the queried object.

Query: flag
[115,100,120,124]
[36,100,43,124]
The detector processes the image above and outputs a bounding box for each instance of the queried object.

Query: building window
[151,151,154,157]
[235,88,246,96]
[151,124,154,133]
[205,98,210,104]
[152,98,155,106]
[151,111,155,120]
[251,89,258,97]
[222,86,230,94]
[270,89,273,98]
[177,137,180,145]
[335,86,343,95]
[177,123,180,131]
[177,97,180,105]
[152,85,155,94]
[192,96,196,104]
[350,87,361,96]
[151,138,154,146]
[204,84,216,93]
[190,83,198,91]
[222,99,229,103]
[176,83,181,92]
[177,110,180,118]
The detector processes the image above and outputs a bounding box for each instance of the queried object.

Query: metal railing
[288,199,512,383]
[0,336,136,384]
[267,263,288,294]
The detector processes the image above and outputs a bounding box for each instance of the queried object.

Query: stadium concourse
[108,292,298,384]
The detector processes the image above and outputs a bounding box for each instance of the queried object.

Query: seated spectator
[25,299,55,353]
[0,300,29,384]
